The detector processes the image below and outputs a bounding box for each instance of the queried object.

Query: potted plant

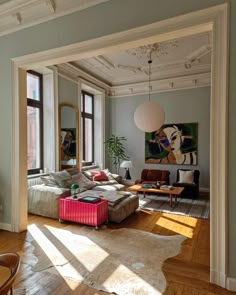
[104,134,129,173]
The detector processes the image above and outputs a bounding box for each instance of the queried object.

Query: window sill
[27,172,50,179]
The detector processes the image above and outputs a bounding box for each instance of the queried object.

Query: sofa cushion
[50,170,72,188]
[40,176,60,187]
[91,170,108,181]
[83,168,115,181]
[92,183,125,191]
[178,170,194,184]
[67,173,96,190]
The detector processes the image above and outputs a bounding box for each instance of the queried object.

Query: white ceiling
[70,32,211,87]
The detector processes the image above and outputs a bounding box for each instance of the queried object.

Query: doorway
[11,4,228,288]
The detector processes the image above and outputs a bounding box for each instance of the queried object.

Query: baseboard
[0,222,12,231]
[227,276,236,291]
[210,270,226,288]
[200,187,210,193]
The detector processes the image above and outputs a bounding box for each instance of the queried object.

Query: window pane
[27,106,41,170]
[85,94,92,114]
[27,73,40,101]
[81,95,83,112]
[84,118,92,162]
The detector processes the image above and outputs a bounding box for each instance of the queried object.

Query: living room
[0,1,234,294]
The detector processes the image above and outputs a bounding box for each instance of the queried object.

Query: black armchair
[173,169,200,199]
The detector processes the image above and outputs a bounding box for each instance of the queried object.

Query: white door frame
[11,3,229,289]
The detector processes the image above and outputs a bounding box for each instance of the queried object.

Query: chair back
[0,252,20,295]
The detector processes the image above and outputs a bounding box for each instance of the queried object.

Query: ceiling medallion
[126,41,179,60]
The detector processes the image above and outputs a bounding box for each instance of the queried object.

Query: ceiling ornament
[126,41,179,60]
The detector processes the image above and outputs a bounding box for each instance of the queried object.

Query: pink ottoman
[59,196,108,229]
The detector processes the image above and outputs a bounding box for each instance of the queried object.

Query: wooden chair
[0,253,20,295]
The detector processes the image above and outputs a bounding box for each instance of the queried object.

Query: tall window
[81,91,94,165]
[27,70,43,174]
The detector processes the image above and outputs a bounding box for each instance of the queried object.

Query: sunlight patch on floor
[45,225,109,272]
[162,213,198,226]
[102,264,162,295]
[28,224,82,290]
[156,216,193,238]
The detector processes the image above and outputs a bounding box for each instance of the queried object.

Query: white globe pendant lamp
[134,53,165,132]
[134,101,165,132]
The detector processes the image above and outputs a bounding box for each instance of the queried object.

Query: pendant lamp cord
[148,51,152,102]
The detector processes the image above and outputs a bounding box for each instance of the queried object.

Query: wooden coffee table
[127,185,184,207]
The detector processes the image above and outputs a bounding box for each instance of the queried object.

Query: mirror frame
[59,103,79,171]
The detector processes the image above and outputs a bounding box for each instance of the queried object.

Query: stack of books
[160,185,174,190]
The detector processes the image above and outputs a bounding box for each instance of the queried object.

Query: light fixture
[134,52,165,132]
[120,160,133,180]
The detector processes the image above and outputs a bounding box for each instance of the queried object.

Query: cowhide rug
[26,225,186,295]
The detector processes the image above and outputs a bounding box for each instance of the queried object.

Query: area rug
[26,225,186,295]
[139,194,210,219]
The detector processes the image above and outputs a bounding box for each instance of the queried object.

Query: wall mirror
[59,103,79,170]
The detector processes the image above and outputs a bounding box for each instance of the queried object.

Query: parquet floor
[0,207,235,295]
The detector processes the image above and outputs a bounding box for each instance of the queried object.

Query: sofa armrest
[28,185,71,219]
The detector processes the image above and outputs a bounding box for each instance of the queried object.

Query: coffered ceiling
[70,32,211,88]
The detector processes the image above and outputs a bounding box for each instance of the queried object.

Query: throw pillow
[91,171,108,181]
[67,173,96,190]
[50,170,72,188]
[178,170,194,184]
[40,176,60,187]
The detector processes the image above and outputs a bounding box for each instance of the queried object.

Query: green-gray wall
[108,87,210,188]
[0,0,235,277]
[58,76,78,106]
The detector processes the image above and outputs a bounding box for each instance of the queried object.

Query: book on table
[78,196,101,203]
[160,185,174,190]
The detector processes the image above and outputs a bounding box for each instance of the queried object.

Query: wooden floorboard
[0,208,235,295]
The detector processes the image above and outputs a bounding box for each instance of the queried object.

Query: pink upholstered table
[59,196,108,229]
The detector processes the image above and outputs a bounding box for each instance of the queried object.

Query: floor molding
[0,222,12,232]
[227,277,236,292]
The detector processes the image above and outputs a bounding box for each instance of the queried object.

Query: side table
[59,196,108,229]
[122,179,135,190]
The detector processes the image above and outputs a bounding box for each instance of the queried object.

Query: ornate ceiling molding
[57,62,210,97]
[126,41,179,60]
[0,0,111,37]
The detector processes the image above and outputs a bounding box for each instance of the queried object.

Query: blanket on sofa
[78,190,131,206]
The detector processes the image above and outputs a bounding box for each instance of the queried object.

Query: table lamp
[71,183,79,198]
[120,160,133,180]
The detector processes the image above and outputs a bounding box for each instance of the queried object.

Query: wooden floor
[0,209,235,295]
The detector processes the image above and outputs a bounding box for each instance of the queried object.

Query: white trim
[0,0,112,37]
[11,3,229,288]
[11,65,28,233]
[209,3,229,288]
[58,63,210,97]
[57,63,110,92]
[0,223,12,232]
[109,72,210,97]
[227,277,236,292]
[48,66,59,172]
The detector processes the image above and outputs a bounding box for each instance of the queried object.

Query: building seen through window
[81,91,94,165]
[27,71,43,174]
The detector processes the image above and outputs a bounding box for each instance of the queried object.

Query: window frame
[27,70,44,175]
[81,90,94,166]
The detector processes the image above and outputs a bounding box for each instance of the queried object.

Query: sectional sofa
[28,167,139,223]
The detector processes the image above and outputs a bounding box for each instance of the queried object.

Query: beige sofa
[27,168,138,222]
